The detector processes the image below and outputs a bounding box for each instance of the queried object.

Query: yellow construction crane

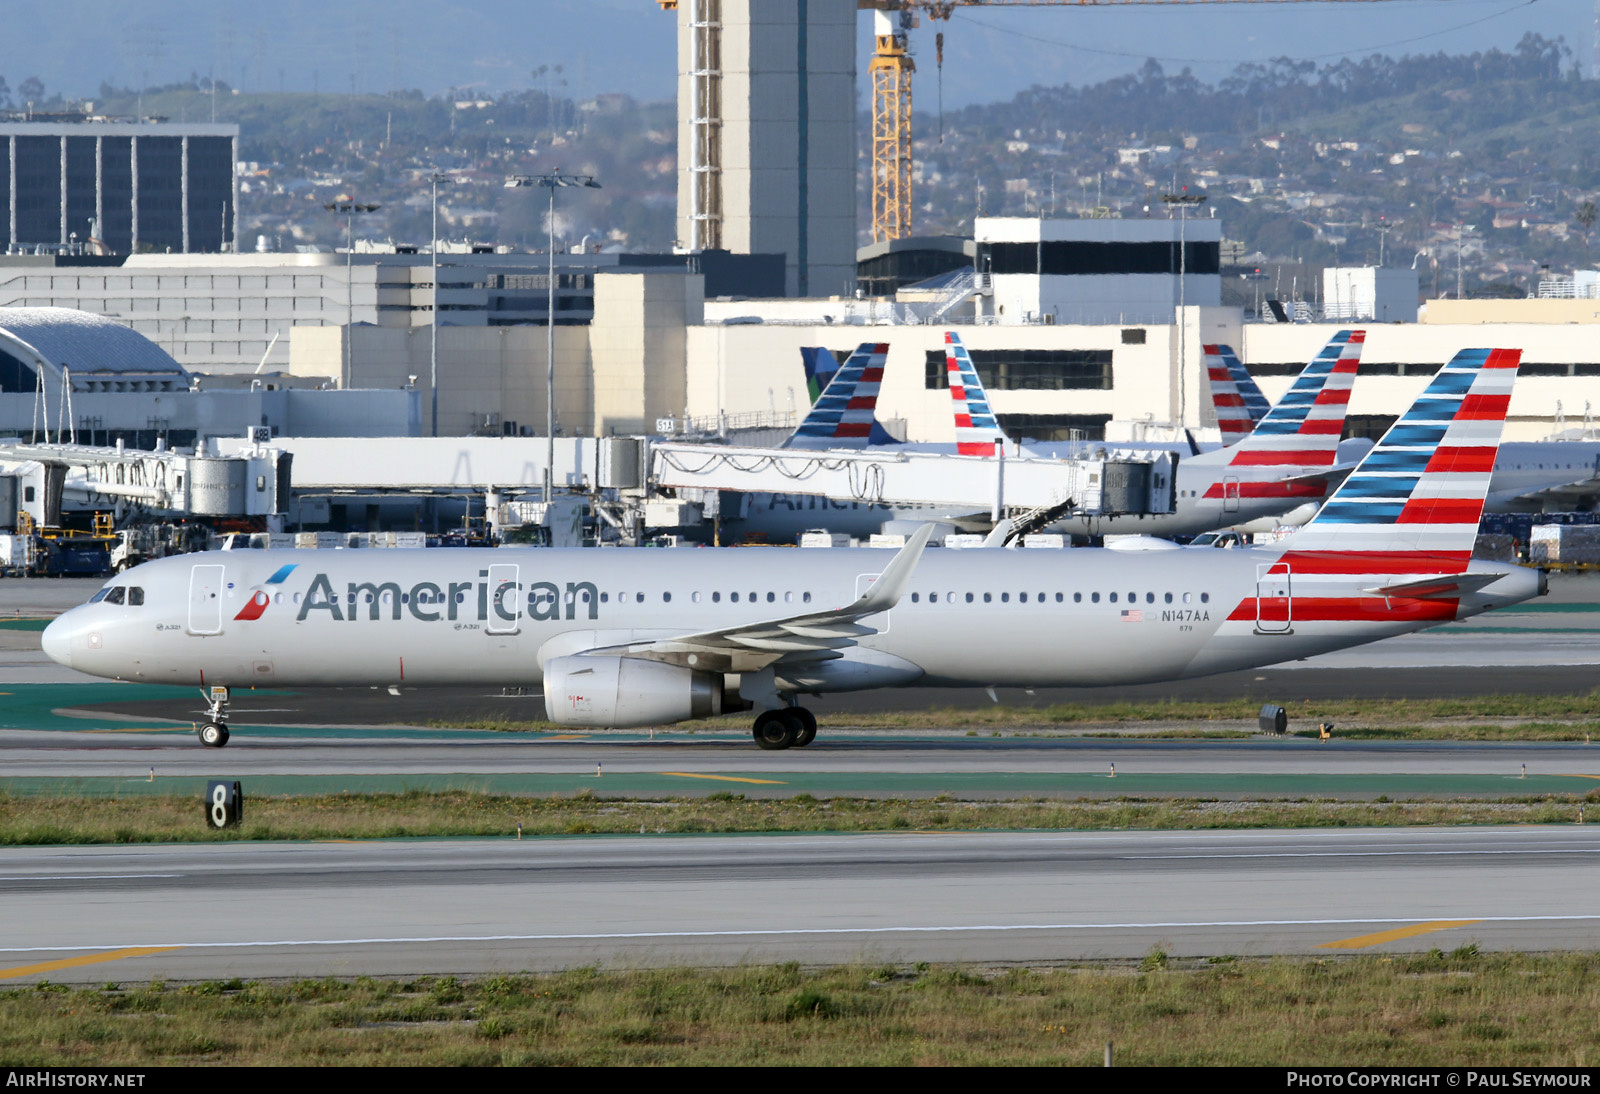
[860,0,1407,243]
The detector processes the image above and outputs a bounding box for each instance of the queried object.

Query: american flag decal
[1120,609,1143,622]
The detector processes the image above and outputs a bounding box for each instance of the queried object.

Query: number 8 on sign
[206,780,243,828]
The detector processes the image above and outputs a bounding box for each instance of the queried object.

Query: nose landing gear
[198,686,230,748]
[751,706,817,750]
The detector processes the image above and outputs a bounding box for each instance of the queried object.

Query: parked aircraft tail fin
[784,342,896,449]
[1207,329,1364,470]
[944,331,1010,456]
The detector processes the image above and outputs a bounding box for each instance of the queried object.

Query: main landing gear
[198,686,230,748]
[751,706,817,751]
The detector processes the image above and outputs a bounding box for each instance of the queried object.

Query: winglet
[849,523,935,615]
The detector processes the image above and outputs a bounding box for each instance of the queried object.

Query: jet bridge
[0,440,286,521]
[650,442,1175,522]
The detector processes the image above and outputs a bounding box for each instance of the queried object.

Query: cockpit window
[104,587,125,605]
[88,588,110,604]
[127,587,144,606]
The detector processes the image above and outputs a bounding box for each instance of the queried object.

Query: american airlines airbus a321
[44,347,1543,750]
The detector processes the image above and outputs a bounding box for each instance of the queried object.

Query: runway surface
[3,826,1598,984]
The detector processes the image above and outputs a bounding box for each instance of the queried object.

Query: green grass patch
[0,618,50,631]
[8,955,1600,1064]
[1,790,1597,845]
[439,692,1600,739]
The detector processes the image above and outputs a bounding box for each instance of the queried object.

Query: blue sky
[1,1,1585,108]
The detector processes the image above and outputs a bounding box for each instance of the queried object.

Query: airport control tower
[673,0,857,299]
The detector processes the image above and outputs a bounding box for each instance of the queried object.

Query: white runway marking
[3,913,1600,954]
[1125,849,1600,860]
[0,874,183,881]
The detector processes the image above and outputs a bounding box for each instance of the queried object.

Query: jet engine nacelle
[542,654,723,728]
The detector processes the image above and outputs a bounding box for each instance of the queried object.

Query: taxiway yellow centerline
[659,772,787,785]
[0,947,182,980]
[1318,920,1482,950]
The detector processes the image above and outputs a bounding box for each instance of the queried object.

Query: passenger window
[692,592,702,603]
[946,592,956,603]
[965,593,974,603]
[1201,593,1210,603]
[713,592,721,603]
[1091,592,1100,603]
[983,593,992,603]
[1146,593,1155,604]
[105,587,125,605]
[1018,592,1027,603]
[731,592,740,603]
[1071,593,1079,603]
[803,592,811,603]
[785,592,794,603]
[636,593,645,604]
[1165,593,1173,603]
[911,593,920,603]
[1001,593,1010,603]
[662,592,671,603]
[766,592,775,603]
[128,587,144,606]
[1183,592,1192,604]
[601,592,609,603]
[1109,592,1118,603]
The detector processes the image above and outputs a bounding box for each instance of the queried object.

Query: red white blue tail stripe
[1215,347,1523,637]
[783,343,897,449]
[1203,344,1271,444]
[1192,330,1363,501]
[1229,329,1363,464]
[944,331,1009,456]
[1285,347,1520,561]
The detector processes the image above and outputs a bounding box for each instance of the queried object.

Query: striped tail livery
[944,331,1010,455]
[1203,344,1270,444]
[783,342,899,449]
[1197,347,1537,667]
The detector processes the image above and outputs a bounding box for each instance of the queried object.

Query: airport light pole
[324,200,381,389]
[1161,191,1206,430]
[504,171,601,502]
[427,173,452,437]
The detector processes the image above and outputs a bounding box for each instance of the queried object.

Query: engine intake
[542,655,723,728]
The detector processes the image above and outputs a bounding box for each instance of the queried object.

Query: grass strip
[7,952,1600,1065]
[439,691,1600,736]
[2,790,1598,845]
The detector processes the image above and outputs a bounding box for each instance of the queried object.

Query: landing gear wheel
[199,722,230,748]
[790,707,817,748]
[752,709,800,751]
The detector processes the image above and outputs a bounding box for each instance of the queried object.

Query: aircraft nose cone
[41,616,73,668]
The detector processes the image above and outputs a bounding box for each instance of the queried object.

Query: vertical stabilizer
[1286,347,1521,564]
[783,343,898,449]
[1209,329,1365,471]
[944,331,1010,455]
[1204,343,1271,444]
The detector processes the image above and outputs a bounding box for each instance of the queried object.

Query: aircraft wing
[585,523,934,674]
[1362,573,1505,600]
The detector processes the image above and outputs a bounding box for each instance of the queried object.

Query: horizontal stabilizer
[1363,572,1503,600]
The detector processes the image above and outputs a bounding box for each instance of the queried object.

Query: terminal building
[2,115,239,255]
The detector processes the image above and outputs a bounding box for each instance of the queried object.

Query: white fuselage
[44,545,1539,699]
